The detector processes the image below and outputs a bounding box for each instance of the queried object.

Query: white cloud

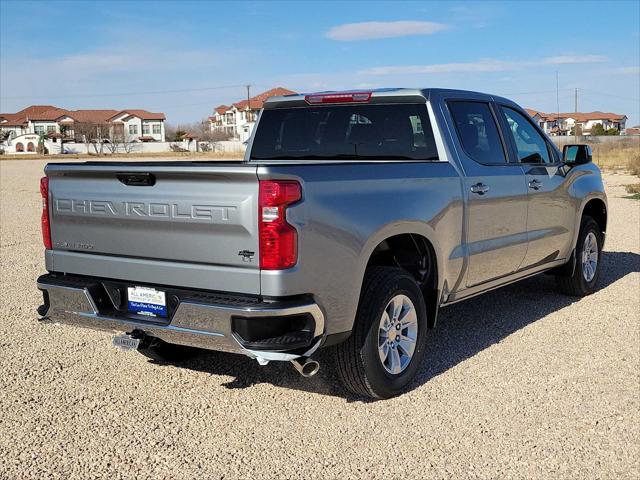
[0,43,249,121]
[361,59,513,75]
[326,21,448,41]
[542,55,606,64]
[611,66,640,75]
[359,55,607,75]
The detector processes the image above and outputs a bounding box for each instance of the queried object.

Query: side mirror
[563,144,592,165]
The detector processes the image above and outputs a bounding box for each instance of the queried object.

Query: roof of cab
[262,88,518,109]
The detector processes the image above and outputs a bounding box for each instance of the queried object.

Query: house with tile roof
[525,108,627,136]
[0,105,166,153]
[209,87,296,141]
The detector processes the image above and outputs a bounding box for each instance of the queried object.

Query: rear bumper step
[37,274,325,362]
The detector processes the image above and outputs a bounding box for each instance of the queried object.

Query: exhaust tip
[291,357,320,377]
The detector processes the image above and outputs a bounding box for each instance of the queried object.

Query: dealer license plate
[127,286,167,317]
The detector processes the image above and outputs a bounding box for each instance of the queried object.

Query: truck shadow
[158,251,639,401]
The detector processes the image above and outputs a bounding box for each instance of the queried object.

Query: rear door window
[448,101,507,165]
[250,104,438,161]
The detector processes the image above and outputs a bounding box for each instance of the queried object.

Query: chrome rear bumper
[37,274,325,363]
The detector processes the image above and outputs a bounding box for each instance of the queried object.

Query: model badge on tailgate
[55,199,236,222]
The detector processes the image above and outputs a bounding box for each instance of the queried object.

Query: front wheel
[335,267,428,399]
[557,216,603,297]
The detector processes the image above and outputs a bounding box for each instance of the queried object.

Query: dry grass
[0,150,245,162]
[625,183,640,194]
[588,139,640,175]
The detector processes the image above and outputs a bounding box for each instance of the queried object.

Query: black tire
[557,216,603,297]
[335,267,428,399]
[137,337,200,363]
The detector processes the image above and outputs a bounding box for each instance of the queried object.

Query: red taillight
[40,176,52,249]
[258,180,301,270]
[304,91,372,104]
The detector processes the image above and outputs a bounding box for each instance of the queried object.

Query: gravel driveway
[1,159,638,479]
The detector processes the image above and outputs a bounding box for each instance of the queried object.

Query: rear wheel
[557,216,602,297]
[335,267,428,399]
[137,337,200,363]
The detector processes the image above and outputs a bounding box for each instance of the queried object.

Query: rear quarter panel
[258,162,464,335]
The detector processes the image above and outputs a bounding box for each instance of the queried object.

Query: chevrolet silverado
[37,88,607,398]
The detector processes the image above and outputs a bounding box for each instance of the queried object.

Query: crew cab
[37,89,607,398]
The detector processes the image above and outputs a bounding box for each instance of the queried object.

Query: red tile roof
[526,108,627,122]
[0,105,166,126]
[0,113,27,126]
[28,108,70,121]
[233,87,296,110]
[567,111,627,122]
[110,109,166,121]
[215,87,296,113]
[16,105,58,117]
[70,110,119,123]
[0,106,65,125]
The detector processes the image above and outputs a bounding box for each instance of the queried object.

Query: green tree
[59,124,69,154]
[36,133,49,155]
[591,123,606,136]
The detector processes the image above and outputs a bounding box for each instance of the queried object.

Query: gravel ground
[1,159,638,479]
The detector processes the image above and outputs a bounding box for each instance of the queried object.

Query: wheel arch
[581,197,607,237]
[358,223,443,328]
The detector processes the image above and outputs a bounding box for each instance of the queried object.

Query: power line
[580,88,640,103]
[1,84,249,100]
[501,88,573,96]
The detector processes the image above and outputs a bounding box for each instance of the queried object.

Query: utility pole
[246,85,252,121]
[556,71,560,136]
[574,88,579,140]
[556,70,560,114]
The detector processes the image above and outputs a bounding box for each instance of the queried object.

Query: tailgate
[46,163,259,269]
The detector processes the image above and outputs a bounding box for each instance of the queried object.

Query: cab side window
[448,101,507,165]
[501,107,551,164]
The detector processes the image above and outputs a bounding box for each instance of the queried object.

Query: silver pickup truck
[37,88,607,398]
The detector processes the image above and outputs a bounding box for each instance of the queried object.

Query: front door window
[501,107,551,164]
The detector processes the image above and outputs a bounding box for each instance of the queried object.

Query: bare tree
[164,123,189,142]
[104,124,125,154]
[180,120,232,144]
[74,121,110,155]
[122,140,140,154]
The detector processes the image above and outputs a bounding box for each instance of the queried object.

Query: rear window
[448,101,507,165]
[250,104,439,161]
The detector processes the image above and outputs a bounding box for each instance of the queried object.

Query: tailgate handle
[117,173,156,186]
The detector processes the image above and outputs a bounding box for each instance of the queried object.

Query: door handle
[470,183,490,195]
[528,179,542,190]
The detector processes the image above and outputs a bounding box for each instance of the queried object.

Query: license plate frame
[127,286,167,317]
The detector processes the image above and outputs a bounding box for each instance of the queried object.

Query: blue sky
[1,0,639,125]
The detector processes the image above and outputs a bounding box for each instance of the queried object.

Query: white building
[0,105,166,153]
[526,109,627,136]
[209,87,295,142]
